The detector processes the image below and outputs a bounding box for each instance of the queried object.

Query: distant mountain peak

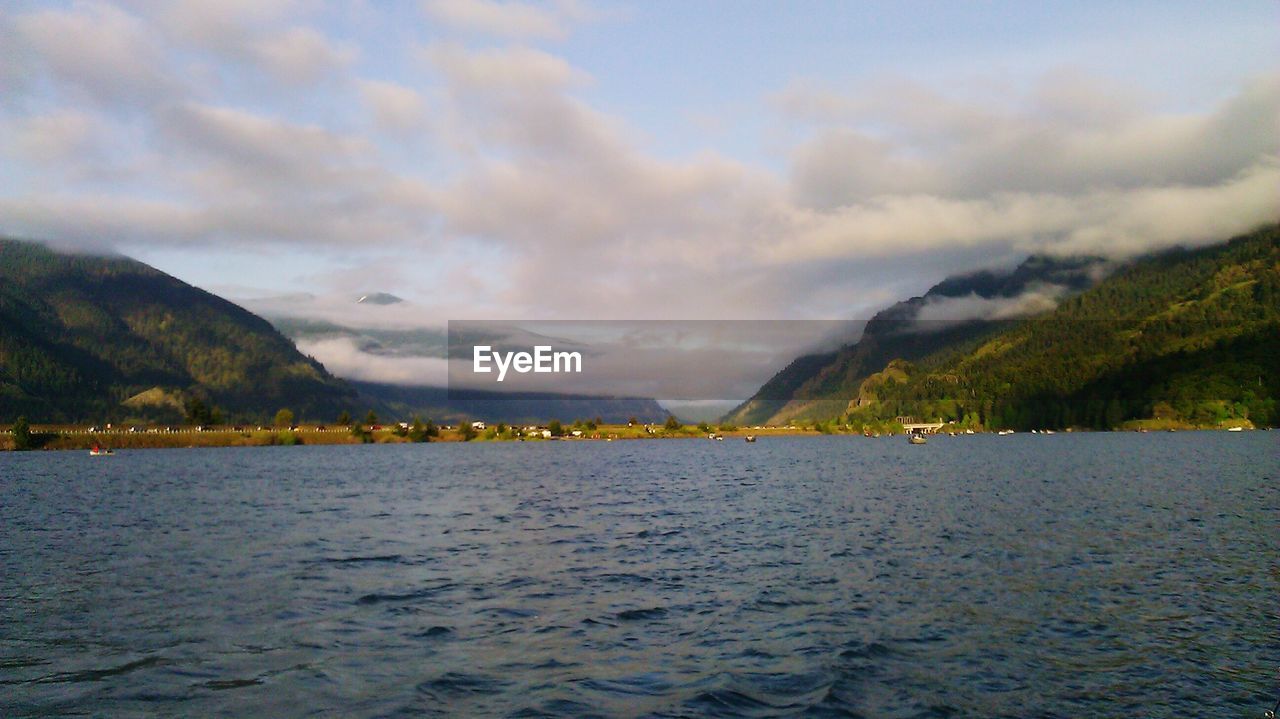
[356,292,403,305]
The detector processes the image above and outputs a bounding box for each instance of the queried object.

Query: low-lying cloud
[295,336,451,387]
[913,284,1069,325]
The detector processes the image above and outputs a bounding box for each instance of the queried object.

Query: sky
[1,1,1278,388]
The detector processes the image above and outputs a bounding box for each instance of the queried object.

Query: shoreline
[0,422,1264,452]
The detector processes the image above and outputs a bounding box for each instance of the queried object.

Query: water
[1,433,1276,718]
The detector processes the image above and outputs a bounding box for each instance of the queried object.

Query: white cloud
[0,4,1276,328]
[4,111,96,164]
[782,72,1280,207]
[0,194,203,249]
[246,26,357,84]
[296,336,451,386]
[146,0,353,86]
[12,1,178,106]
[421,0,592,40]
[150,0,300,42]
[425,42,586,92]
[914,285,1069,325]
[761,159,1280,268]
[162,102,374,183]
[358,79,430,133]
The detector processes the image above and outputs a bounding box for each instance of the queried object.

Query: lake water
[1,433,1276,717]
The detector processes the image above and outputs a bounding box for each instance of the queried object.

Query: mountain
[0,238,358,423]
[356,292,403,305]
[729,223,1279,430]
[0,239,674,426]
[351,381,668,425]
[725,253,1109,425]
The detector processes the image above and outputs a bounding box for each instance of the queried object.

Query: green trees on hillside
[12,416,33,450]
[792,225,1280,430]
[185,396,221,425]
[0,238,358,423]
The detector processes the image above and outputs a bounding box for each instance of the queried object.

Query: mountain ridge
[725,252,1110,425]
[0,238,361,423]
[0,238,673,425]
[727,223,1279,429]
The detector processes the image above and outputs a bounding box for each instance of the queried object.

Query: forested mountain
[725,253,1109,425]
[728,224,1279,430]
[0,239,358,423]
[0,239,672,425]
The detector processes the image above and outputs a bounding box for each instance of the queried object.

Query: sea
[2,432,1276,717]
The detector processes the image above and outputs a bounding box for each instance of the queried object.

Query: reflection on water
[2,433,1277,717]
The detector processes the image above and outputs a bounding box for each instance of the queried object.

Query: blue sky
[1,0,1277,383]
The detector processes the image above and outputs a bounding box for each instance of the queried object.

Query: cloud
[4,111,96,164]
[246,26,357,84]
[421,0,595,40]
[0,3,1276,330]
[0,194,203,249]
[11,1,178,106]
[417,47,1278,317]
[146,0,354,86]
[358,80,430,133]
[782,72,1280,207]
[760,159,1280,266]
[0,96,442,250]
[913,284,1069,325]
[150,0,300,41]
[162,102,373,184]
[296,336,451,386]
[425,42,586,93]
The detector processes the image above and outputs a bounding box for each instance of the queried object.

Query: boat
[744,435,756,443]
[908,434,927,444]
[89,447,114,456]
[1227,426,1244,432]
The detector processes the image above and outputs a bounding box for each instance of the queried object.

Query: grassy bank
[1,423,807,450]
[0,421,1266,451]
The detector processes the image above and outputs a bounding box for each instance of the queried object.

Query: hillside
[725,253,1108,425]
[870,224,1279,430]
[731,224,1279,430]
[0,239,358,423]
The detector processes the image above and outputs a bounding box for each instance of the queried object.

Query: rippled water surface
[2,433,1277,717]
